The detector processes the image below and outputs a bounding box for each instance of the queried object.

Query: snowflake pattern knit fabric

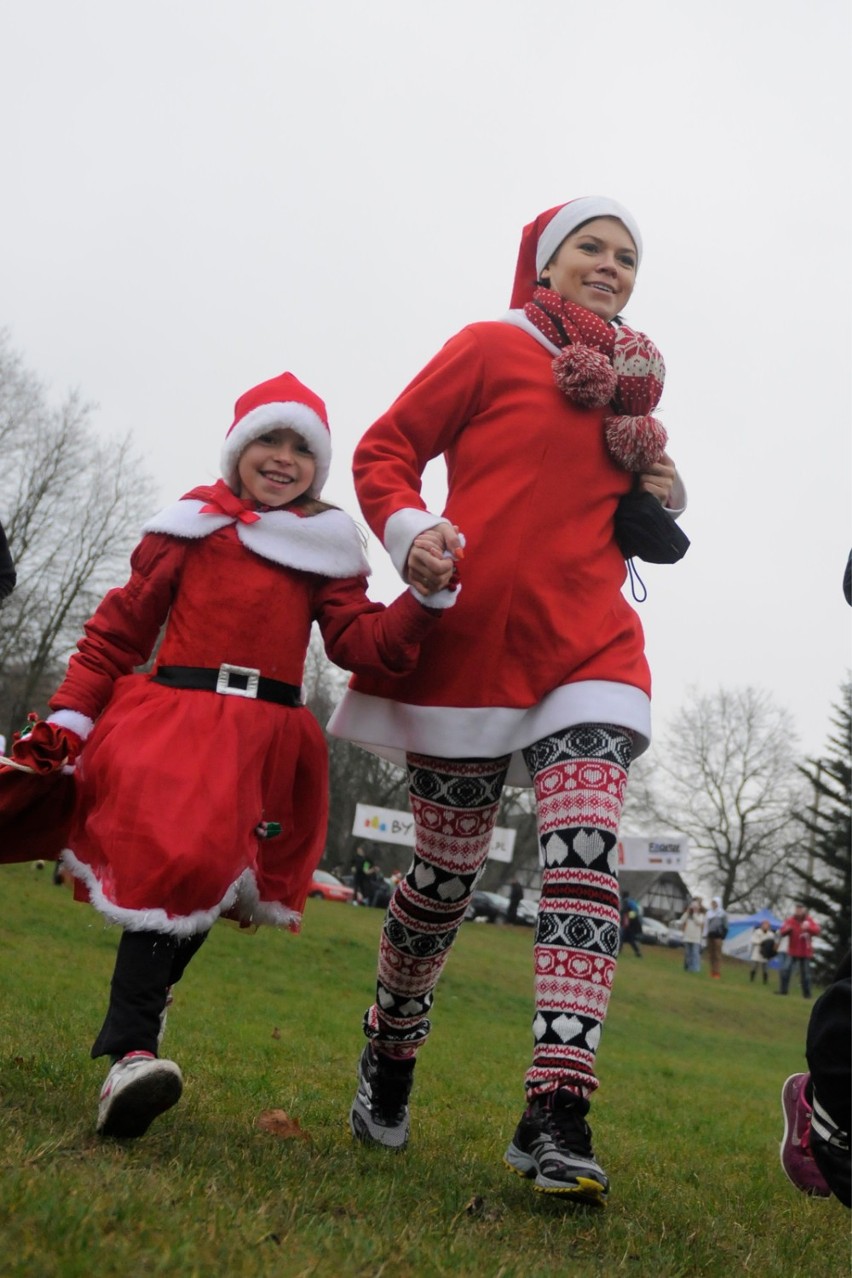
[365,754,510,1057]
[364,725,631,1097]
[522,725,632,1098]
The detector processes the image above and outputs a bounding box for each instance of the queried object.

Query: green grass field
[1,865,848,1277]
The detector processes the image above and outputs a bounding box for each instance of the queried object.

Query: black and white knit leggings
[363,724,632,1098]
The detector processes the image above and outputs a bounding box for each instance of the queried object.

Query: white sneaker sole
[349,1097,410,1149]
[98,1060,183,1139]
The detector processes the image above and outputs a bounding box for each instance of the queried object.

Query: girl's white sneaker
[97,1051,183,1139]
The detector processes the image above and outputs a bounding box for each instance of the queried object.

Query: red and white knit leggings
[364,724,632,1098]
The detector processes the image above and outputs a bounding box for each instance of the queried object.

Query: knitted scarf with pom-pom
[524,286,667,472]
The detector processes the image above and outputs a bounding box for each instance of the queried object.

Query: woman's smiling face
[237,428,316,506]
[540,216,637,321]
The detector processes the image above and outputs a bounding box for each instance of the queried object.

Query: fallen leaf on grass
[452,1194,503,1226]
[256,1110,310,1140]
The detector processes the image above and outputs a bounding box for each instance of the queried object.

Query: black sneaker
[504,1090,609,1203]
[349,1044,414,1149]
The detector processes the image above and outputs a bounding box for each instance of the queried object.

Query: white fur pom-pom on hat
[221,372,331,496]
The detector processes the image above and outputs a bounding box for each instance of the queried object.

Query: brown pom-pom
[552,346,617,408]
[605,414,668,472]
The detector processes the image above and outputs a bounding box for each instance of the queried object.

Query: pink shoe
[780,1073,831,1197]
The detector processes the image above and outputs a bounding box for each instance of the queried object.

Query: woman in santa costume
[10,371,446,1139]
[329,196,686,1204]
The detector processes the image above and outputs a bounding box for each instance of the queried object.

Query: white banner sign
[353,804,516,862]
[617,834,689,871]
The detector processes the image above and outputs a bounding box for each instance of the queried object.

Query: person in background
[330,195,686,1205]
[677,898,706,973]
[0,519,16,601]
[352,844,376,905]
[777,903,821,998]
[704,897,728,980]
[506,879,524,925]
[774,928,790,991]
[749,919,775,985]
[619,892,643,958]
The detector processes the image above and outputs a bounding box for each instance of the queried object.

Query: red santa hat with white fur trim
[509,196,643,309]
[221,372,331,497]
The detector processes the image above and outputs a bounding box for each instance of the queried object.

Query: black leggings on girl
[91,929,208,1060]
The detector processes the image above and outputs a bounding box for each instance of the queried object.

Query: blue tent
[723,907,783,963]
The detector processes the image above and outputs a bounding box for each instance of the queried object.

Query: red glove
[10,716,83,774]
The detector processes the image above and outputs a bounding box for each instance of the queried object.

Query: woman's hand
[637,452,677,505]
[407,522,464,596]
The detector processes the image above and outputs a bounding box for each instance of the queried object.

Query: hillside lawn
[1,864,848,1277]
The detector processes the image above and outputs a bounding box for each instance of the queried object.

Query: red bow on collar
[188,481,262,525]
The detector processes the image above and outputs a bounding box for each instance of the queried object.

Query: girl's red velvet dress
[50,484,438,936]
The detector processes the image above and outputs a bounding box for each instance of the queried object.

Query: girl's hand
[407,522,464,596]
[637,452,677,505]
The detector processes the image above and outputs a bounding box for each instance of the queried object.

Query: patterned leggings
[364,724,632,1098]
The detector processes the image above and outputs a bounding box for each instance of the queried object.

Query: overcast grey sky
[2,0,850,762]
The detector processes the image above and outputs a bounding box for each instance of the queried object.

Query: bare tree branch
[0,332,156,738]
[623,686,807,910]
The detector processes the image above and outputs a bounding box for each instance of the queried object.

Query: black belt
[152,664,302,707]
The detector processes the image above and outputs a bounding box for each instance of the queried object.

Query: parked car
[308,869,355,903]
[514,898,537,926]
[365,876,393,910]
[639,917,669,946]
[465,891,509,923]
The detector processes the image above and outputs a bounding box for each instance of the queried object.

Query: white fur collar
[500,309,562,356]
[143,500,371,578]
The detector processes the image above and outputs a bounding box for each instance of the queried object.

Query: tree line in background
[0,331,155,742]
[2,334,849,976]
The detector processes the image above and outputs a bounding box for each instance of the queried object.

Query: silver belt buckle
[216,663,261,698]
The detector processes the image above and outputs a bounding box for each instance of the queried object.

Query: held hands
[637,451,677,506]
[9,715,83,775]
[407,522,464,597]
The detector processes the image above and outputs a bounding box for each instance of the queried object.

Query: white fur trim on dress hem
[327,680,651,787]
[61,850,303,936]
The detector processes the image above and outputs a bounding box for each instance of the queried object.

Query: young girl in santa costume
[329,196,686,1204]
[12,370,447,1139]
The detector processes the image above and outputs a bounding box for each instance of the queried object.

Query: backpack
[623,898,642,927]
[708,914,728,939]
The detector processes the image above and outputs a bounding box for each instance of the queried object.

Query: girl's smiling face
[540,216,637,321]
[237,428,316,507]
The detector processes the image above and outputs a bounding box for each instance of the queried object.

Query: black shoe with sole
[505,1089,609,1204]
[349,1044,414,1149]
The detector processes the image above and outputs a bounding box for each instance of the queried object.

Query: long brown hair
[288,493,338,517]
